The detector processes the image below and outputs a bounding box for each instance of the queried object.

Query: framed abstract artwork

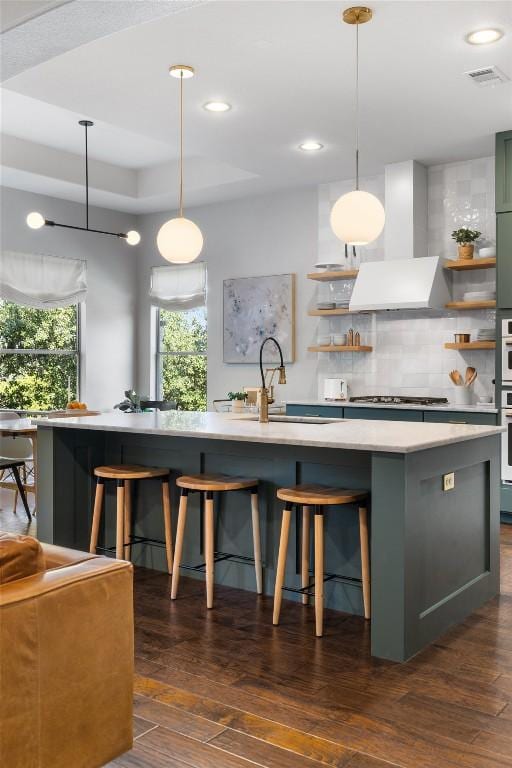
[223,273,295,363]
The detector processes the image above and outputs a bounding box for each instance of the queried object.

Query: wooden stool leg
[301,505,311,605]
[171,489,188,600]
[124,479,132,561]
[359,506,371,620]
[162,478,173,575]
[204,491,215,609]
[314,507,324,637]
[90,477,104,553]
[116,480,125,560]
[273,502,292,625]
[251,491,263,594]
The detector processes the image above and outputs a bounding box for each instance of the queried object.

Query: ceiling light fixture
[25,120,140,246]
[157,65,204,264]
[466,28,503,45]
[330,7,385,246]
[299,141,324,151]
[203,101,231,112]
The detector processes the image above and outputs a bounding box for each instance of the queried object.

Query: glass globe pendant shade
[125,230,141,246]
[26,211,45,229]
[157,216,203,264]
[330,189,385,246]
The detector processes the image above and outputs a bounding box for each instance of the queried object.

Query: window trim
[155,306,207,403]
[0,302,82,402]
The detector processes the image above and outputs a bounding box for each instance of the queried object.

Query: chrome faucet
[259,337,286,423]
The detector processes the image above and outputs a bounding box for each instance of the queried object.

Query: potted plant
[227,391,247,413]
[451,228,481,260]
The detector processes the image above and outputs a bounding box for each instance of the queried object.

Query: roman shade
[149,262,206,311]
[0,251,87,308]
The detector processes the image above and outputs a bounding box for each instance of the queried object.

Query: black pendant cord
[355,20,359,191]
[85,122,89,229]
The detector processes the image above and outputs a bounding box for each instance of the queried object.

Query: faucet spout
[259,337,286,423]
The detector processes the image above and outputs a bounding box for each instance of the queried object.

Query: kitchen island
[35,411,503,662]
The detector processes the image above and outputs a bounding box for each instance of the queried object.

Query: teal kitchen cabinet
[497,212,512,310]
[496,130,512,214]
[343,407,423,422]
[423,411,498,426]
[285,404,344,418]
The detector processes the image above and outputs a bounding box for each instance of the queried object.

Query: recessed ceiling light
[203,101,231,112]
[466,28,503,45]
[299,141,324,152]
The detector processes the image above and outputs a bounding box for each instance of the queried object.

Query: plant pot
[231,399,245,413]
[458,244,474,260]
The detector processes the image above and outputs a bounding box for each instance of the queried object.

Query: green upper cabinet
[496,131,512,213]
[497,212,512,309]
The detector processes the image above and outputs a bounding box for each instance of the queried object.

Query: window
[0,300,80,410]
[157,306,207,411]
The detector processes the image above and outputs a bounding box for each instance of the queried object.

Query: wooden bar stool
[171,473,261,609]
[90,464,173,572]
[273,483,370,637]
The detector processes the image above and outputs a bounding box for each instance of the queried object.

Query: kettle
[323,377,348,401]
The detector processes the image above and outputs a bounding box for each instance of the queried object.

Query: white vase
[231,399,245,413]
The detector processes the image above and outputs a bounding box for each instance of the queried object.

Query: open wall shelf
[445,300,496,310]
[444,257,496,271]
[308,308,357,316]
[307,270,359,281]
[444,341,496,350]
[308,345,373,353]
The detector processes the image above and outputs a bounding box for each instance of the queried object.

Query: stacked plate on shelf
[463,290,496,302]
[316,302,336,310]
[475,328,496,342]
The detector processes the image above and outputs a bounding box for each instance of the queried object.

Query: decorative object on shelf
[347,327,354,346]
[454,333,471,344]
[227,391,247,413]
[451,228,481,260]
[26,121,140,246]
[223,273,295,363]
[478,246,496,258]
[330,6,385,246]
[157,65,203,264]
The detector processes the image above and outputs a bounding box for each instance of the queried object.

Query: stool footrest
[180,550,258,573]
[282,571,363,596]
[96,534,167,555]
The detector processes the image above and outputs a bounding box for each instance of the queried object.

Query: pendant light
[26,120,140,246]
[157,65,204,264]
[330,7,385,246]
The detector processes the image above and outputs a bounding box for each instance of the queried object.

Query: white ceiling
[1,0,511,214]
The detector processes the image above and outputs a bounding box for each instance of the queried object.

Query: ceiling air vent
[465,65,509,87]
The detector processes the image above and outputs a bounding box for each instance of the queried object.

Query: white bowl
[478,246,496,258]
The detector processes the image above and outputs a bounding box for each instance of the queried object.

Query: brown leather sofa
[0,532,134,768]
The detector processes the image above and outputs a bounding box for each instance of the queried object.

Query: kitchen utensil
[454,333,471,344]
[323,377,348,401]
[464,366,476,386]
[449,370,464,386]
[466,369,477,387]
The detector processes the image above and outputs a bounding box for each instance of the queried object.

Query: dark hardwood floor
[2,493,512,768]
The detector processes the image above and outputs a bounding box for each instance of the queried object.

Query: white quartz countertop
[286,399,498,414]
[33,411,504,454]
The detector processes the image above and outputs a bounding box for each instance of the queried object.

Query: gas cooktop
[349,395,449,406]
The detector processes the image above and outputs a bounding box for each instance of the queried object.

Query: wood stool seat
[90,464,173,572]
[172,473,262,608]
[94,465,169,480]
[176,473,258,492]
[273,483,370,637]
[277,483,368,506]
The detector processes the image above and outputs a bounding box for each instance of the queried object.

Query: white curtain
[150,262,206,311]
[0,251,87,308]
